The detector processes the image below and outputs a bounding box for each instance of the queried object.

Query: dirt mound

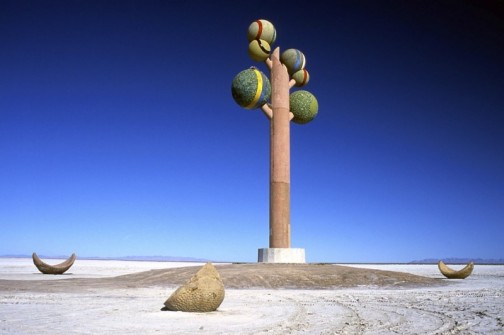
[121,263,443,289]
[0,263,445,293]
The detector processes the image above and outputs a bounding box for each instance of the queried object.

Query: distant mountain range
[2,254,503,264]
[0,254,211,262]
[409,258,504,265]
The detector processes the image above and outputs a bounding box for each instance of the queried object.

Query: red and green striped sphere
[247,19,277,45]
[231,68,271,110]
[291,68,310,87]
[290,90,318,124]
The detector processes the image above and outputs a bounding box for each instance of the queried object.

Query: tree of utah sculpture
[231,19,318,263]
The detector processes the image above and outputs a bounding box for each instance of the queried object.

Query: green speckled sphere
[247,19,277,45]
[280,49,306,75]
[248,39,271,62]
[291,68,310,87]
[290,90,318,124]
[231,68,271,110]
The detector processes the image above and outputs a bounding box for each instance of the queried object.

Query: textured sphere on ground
[248,39,271,62]
[290,90,318,124]
[280,49,306,75]
[247,19,276,44]
[163,263,225,312]
[292,68,310,87]
[231,68,271,109]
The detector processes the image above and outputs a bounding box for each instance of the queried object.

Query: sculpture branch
[261,103,273,119]
[265,58,272,71]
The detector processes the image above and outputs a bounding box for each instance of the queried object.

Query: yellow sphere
[247,19,276,45]
[248,39,271,62]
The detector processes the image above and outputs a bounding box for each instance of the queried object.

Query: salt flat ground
[0,258,503,334]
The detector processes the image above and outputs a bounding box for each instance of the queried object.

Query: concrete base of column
[258,248,306,263]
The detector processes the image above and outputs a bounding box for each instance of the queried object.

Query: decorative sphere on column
[280,49,306,75]
[289,90,318,124]
[231,68,271,110]
[248,39,271,62]
[247,19,277,45]
[291,68,310,87]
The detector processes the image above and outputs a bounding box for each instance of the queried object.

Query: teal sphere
[290,90,318,124]
[231,68,271,110]
[280,49,306,75]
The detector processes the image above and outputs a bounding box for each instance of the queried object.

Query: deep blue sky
[1,0,503,263]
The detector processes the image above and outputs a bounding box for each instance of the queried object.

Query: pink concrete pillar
[269,48,291,248]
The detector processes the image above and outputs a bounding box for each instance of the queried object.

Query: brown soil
[0,263,445,293]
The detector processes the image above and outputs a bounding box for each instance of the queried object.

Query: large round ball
[248,39,271,62]
[280,49,306,75]
[231,68,271,110]
[247,19,276,45]
[291,68,309,87]
[290,90,318,124]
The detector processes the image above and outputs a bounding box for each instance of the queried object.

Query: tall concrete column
[269,47,290,248]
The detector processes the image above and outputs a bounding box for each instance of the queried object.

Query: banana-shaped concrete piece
[438,260,474,279]
[32,252,76,275]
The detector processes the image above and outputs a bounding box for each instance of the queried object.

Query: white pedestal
[258,248,306,263]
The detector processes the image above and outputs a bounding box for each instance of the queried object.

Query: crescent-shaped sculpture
[32,252,77,275]
[438,260,474,279]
